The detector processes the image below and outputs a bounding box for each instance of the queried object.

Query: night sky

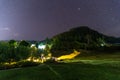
[0,0,120,40]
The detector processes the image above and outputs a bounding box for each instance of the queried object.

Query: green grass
[0,51,120,80]
[0,62,120,80]
[0,64,59,80]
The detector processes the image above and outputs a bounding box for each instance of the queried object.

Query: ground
[0,51,120,80]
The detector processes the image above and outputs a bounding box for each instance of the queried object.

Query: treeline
[0,40,39,64]
[0,26,120,64]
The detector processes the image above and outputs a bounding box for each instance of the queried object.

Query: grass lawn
[0,51,120,80]
[0,61,120,80]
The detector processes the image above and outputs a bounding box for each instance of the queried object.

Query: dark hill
[50,26,120,56]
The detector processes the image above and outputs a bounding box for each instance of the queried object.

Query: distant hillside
[50,26,120,55]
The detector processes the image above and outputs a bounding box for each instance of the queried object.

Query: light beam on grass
[57,50,80,61]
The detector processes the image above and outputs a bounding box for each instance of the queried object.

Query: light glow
[31,44,36,47]
[38,45,46,49]
[57,50,80,60]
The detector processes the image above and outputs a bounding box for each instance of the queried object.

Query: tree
[8,40,16,45]
[97,37,106,46]
[15,46,31,61]
[30,46,39,61]
[0,41,31,64]
[8,40,18,48]
[19,40,30,47]
[0,42,16,64]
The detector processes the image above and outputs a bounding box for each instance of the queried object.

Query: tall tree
[19,40,30,47]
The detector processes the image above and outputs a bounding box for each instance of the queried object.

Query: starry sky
[0,0,120,40]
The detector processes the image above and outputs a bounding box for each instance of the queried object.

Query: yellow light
[27,57,32,61]
[33,59,40,62]
[57,50,80,60]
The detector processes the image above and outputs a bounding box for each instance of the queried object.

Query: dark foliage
[51,26,120,56]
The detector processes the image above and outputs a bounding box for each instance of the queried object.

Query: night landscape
[0,0,120,80]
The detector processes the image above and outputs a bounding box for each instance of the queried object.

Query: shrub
[16,61,40,67]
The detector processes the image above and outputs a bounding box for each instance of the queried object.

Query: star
[77,8,81,11]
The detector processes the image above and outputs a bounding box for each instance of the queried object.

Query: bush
[16,61,40,67]
[0,64,17,70]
